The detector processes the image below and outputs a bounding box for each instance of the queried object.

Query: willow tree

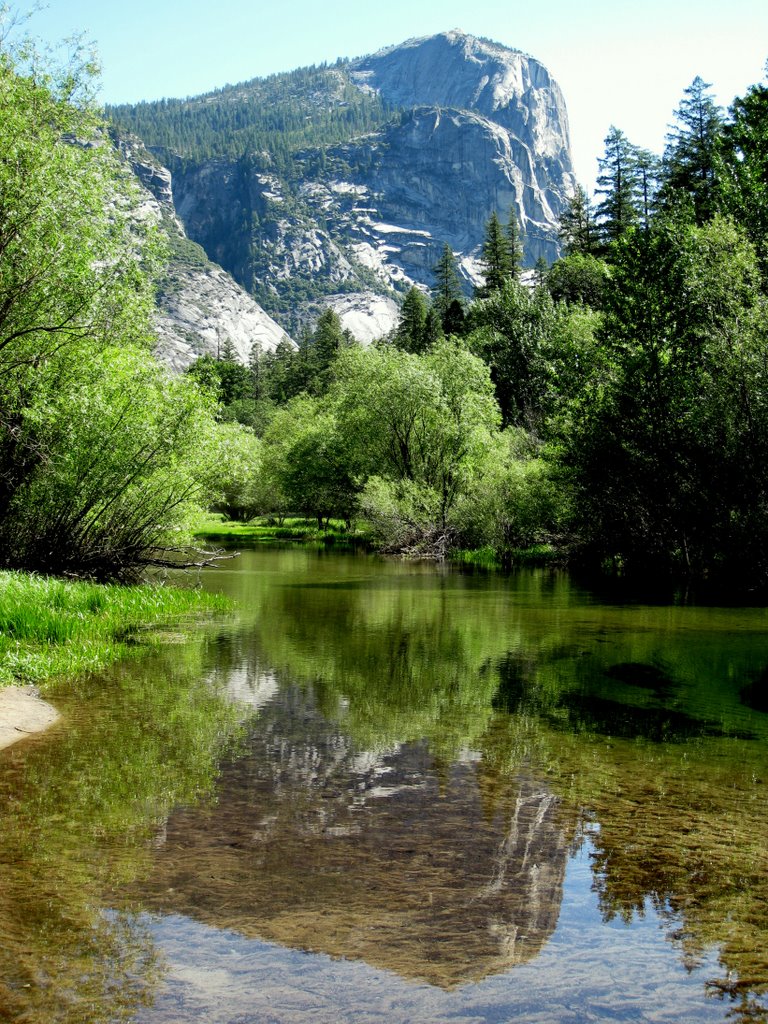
[0,24,222,577]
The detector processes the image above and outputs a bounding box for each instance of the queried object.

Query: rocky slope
[112,31,575,342]
[119,137,290,369]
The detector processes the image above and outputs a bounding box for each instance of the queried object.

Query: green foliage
[719,74,768,281]
[595,126,646,243]
[107,63,396,180]
[186,353,256,405]
[0,346,221,579]
[476,211,515,296]
[331,340,501,552]
[394,287,431,353]
[558,184,600,255]
[432,243,465,329]
[547,252,612,308]
[561,215,768,581]
[0,570,229,687]
[661,76,724,226]
[0,25,225,579]
[203,422,263,521]
[466,279,566,429]
[261,397,359,526]
[451,429,566,554]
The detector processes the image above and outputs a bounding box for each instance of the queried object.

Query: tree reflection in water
[1,549,768,1023]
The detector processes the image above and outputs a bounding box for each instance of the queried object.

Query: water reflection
[1,549,768,1023]
[0,641,246,1023]
[126,683,574,988]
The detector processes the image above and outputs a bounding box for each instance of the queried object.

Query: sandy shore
[0,686,60,751]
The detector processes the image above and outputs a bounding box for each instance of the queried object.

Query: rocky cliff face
[119,138,290,369]
[113,31,575,342]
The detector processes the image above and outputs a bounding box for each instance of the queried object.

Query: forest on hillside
[198,70,768,588]
[2,10,768,587]
[107,62,399,179]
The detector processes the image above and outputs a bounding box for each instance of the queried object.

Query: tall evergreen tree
[719,71,768,281]
[558,184,600,255]
[477,211,514,296]
[394,287,430,353]
[661,76,724,225]
[595,126,642,244]
[432,243,464,328]
[635,148,662,230]
[507,208,525,276]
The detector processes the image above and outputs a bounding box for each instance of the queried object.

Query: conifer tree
[395,287,429,353]
[507,208,525,276]
[477,211,513,297]
[595,126,642,244]
[662,76,724,225]
[432,243,464,328]
[719,72,768,280]
[558,184,600,255]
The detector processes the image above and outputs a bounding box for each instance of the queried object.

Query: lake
[1,546,767,1023]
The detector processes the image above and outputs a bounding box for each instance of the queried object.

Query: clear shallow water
[1,547,768,1023]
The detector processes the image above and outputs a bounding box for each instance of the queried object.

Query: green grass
[451,543,560,570]
[194,514,372,547]
[0,571,230,689]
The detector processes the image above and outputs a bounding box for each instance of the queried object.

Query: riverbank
[0,570,231,749]
[0,686,59,750]
[194,514,559,569]
[194,514,371,547]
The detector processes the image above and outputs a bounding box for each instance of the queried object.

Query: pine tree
[662,77,724,225]
[595,126,642,244]
[719,72,768,280]
[423,305,444,348]
[635,148,662,230]
[507,208,525,276]
[394,287,429,353]
[477,211,513,296]
[558,185,599,255]
[432,243,464,329]
[534,256,549,288]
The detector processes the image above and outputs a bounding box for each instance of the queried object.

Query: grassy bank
[450,544,560,570]
[194,514,371,547]
[0,571,230,689]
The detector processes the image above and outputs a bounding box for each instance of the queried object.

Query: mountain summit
[111,31,575,341]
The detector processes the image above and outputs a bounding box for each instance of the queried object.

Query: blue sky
[17,0,768,189]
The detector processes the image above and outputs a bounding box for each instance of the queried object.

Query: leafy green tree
[331,341,500,550]
[206,422,263,521]
[0,347,221,578]
[546,252,612,308]
[261,397,358,527]
[561,214,768,582]
[452,428,564,554]
[719,72,768,281]
[186,354,254,406]
[0,22,224,577]
[466,280,565,430]
[661,76,724,225]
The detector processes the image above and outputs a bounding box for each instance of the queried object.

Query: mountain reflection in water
[127,683,573,988]
[2,549,768,1024]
